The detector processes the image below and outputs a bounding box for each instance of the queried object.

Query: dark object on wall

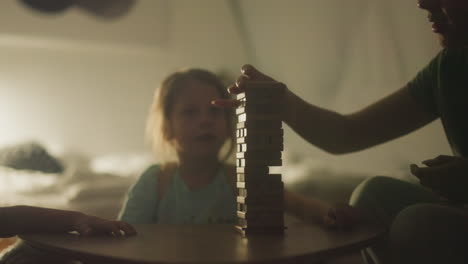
[19,0,137,19]
[20,0,74,13]
[75,0,137,19]
[0,141,64,174]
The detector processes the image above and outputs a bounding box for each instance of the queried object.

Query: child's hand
[323,204,364,230]
[71,214,137,237]
[410,155,468,203]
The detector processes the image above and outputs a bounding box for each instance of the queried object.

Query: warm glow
[0,79,25,147]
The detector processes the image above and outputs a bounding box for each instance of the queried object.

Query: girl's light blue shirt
[119,164,237,224]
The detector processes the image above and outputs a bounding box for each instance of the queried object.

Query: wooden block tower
[235,82,286,235]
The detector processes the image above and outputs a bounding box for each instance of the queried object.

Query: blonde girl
[119,69,236,224]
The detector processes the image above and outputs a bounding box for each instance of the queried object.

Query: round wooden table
[20,216,385,264]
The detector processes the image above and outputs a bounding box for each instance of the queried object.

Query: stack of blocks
[235,82,286,235]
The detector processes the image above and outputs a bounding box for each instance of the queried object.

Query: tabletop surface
[20,216,385,264]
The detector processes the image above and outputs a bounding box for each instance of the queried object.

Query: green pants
[350,176,468,264]
[0,240,77,264]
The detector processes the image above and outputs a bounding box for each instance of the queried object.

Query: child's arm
[284,191,331,224]
[0,206,136,237]
[284,191,363,229]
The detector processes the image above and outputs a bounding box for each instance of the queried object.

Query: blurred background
[0,0,451,220]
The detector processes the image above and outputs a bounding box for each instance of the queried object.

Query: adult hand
[211,64,285,108]
[229,64,277,93]
[72,214,137,237]
[410,155,468,203]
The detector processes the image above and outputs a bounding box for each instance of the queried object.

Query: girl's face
[168,80,229,160]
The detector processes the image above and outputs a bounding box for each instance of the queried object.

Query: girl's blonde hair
[146,68,235,164]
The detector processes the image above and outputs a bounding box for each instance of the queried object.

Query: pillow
[0,141,64,173]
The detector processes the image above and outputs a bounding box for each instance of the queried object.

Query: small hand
[410,155,468,203]
[211,64,284,108]
[72,214,137,237]
[323,204,364,230]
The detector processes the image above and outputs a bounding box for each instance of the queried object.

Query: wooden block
[236,174,282,185]
[237,188,284,197]
[237,158,282,167]
[237,211,284,220]
[237,187,283,197]
[239,94,283,105]
[237,188,247,197]
[236,196,246,204]
[236,143,243,152]
[236,93,245,101]
[236,129,242,138]
[238,212,284,223]
[237,143,283,152]
[238,173,273,182]
[235,225,285,236]
[237,195,283,205]
[237,112,282,122]
[237,217,284,228]
[237,173,245,182]
[243,204,284,214]
[238,113,246,122]
[235,107,243,116]
[236,151,282,160]
[236,181,284,193]
[237,186,284,197]
[236,136,283,146]
[237,173,281,182]
[235,98,246,109]
[236,166,269,175]
[237,211,246,219]
[238,204,284,215]
[239,223,285,230]
[237,92,283,102]
[236,120,282,130]
[235,105,283,116]
[237,143,284,152]
[236,212,285,231]
[236,135,283,145]
[237,203,247,212]
[236,128,283,138]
